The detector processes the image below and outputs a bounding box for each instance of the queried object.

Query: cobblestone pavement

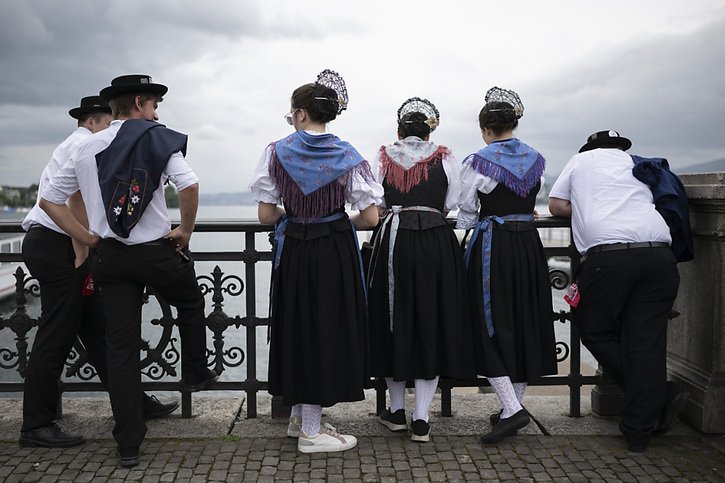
[1,434,723,482]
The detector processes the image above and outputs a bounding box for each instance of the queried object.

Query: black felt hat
[99,74,168,101]
[68,96,111,119]
[579,130,632,153]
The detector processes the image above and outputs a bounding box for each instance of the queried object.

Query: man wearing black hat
[548,130,685,452]
[39,75,217,467]
[19,96,180,450]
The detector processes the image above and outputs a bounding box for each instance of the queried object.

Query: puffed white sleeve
[442,151,461,212]
[372,150,387,208]
[347,161,385,210]
[456,155,499,229]
[248,144,281,204]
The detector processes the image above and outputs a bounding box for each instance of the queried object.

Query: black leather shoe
[19,423,85,448]
[489,409,519,435]
[627,443,648,453]
[480,409,529,444]
[116,447,140,468]
[653,382,690,436]
[142,395,180,420]
[180,368,219,392]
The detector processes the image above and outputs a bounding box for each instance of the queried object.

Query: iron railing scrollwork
[0,218,596,419]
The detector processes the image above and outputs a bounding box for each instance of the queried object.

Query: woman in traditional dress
[368,97,475,442]
[249,70,382,453]
[457,87,557,444]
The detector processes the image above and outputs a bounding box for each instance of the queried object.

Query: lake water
[0,205,593,395]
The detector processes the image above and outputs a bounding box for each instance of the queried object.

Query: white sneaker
[297,423,357,453]
[287,415,301,438]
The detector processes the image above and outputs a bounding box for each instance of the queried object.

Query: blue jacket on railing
[631,155,694,262]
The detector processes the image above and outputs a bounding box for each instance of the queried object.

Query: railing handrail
[0,216,594,419]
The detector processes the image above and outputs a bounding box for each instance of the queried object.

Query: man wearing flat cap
[548,130,685,453]
[39,75,217,467]
[19,95,180,450]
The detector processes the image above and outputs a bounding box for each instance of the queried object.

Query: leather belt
[587,241,669,254]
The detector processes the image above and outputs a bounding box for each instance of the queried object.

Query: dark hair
[291,83,339,123]
[478,101,518,135]
[109,92,163,118]
[77,111,110,126]
[397,112,431,139]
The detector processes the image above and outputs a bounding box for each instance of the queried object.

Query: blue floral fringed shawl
[270,130,374,219]
[463,138,545,197]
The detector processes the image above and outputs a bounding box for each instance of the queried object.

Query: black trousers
[21,226,110,432]
[92,239,207,451]
[574,246,679,444]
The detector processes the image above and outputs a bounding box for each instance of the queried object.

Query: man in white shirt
[40,75,217,468]
[549,130,683,453]
[19,96,180,451]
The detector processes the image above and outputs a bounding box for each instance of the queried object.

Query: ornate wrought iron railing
[0,217,595,419]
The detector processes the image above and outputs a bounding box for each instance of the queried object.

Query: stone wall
[669,172,725,433]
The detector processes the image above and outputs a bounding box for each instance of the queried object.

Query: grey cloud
[525,10,725,173]
[0,1,362,106]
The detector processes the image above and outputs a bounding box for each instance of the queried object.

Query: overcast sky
[1,0,724,193]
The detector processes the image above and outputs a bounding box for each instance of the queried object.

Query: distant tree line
[0,183,181,209]
[0,184,37,207]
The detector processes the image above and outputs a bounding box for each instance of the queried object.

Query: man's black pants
[574,246,679,445]
[21,226,109,432]
[92,239,207,452]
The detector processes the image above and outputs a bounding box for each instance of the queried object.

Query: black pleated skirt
[267,216,368,407]
[367,212,477,381]
[467,222,558,381]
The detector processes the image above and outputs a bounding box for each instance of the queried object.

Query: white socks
[513,382,527,404]
[291,404,302,419]
[385,378,406,412]
[300,404,322,436]
[488,376,523,419]
[385,376,439,422]
[413,377,439,422]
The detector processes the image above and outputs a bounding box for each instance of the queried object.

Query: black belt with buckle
[587,241,669,254]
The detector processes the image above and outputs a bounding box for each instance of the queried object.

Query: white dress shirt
[549,148,671,254]
[41,120,199,245]
[249,132,384,210]
[22,127,92,233]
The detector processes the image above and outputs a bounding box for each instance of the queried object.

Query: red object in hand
[564,282,580,308]
[82,273,95,297]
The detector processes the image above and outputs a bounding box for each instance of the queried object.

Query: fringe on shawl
[379,145,450,193]
[270,145,375,220]
[468,152,545,197]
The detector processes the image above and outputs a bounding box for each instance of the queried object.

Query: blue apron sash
[463,213,535,337]
[272,211,366,296]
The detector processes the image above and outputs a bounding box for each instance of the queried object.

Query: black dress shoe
[627,443,648,453]
[142,395,180,420]
[653,383,690,436]
[116,447,140,468]
[489,409,518,435]
[180,368,219,392]
[19,423,85,448]
[480,409,530,444]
